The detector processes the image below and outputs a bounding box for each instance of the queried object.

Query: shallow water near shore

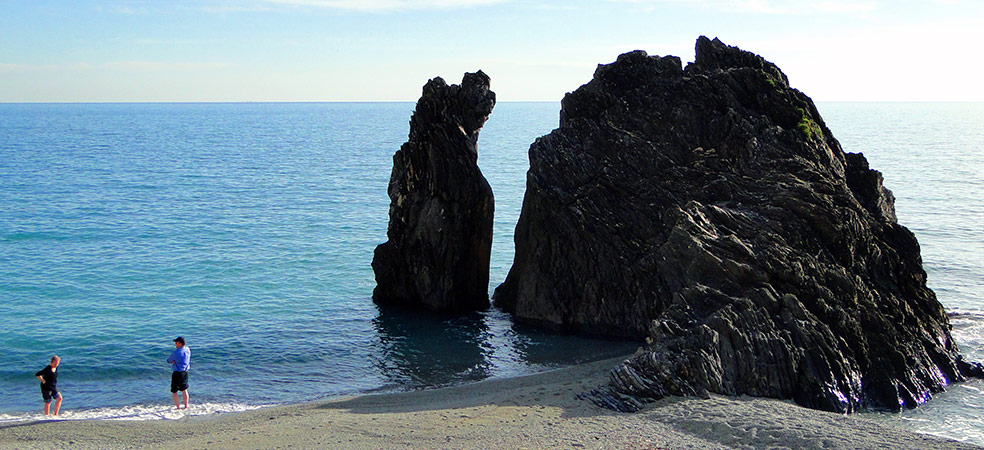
[1,102,983,444]
[0,401,265,422]
[0,102,638,421]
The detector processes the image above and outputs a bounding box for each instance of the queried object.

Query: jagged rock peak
[495,37,981,413]
[414,71,495,139]
[689,35,789,87]
[371,71,495,313]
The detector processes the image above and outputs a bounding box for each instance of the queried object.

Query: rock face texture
[494,37,981,412]
[372,71,496,313]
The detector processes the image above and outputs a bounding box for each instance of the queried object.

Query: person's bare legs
[173,392,181,409]
[43,401,50,416]
[53,395,62,416]
[181,390,189,409]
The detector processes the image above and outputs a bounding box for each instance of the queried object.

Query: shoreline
[2,355,981,450]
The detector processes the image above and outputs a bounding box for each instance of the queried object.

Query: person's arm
[172,349,186,369]
[35,368,46,383]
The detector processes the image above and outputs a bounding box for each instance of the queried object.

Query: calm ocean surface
[1,102,982,443]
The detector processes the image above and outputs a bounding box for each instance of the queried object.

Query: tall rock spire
[372,71,496,313]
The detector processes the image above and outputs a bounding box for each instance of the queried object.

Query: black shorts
[41,386,60,404]
[171,371,189,393]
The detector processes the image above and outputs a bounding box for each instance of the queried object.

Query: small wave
[948,310,984,319]
[0,401,267,423]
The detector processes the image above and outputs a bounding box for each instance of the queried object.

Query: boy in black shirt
[35,355,62,416]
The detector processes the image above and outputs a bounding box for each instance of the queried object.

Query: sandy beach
[1,355,979,450]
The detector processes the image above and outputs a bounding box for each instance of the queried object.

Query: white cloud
[233,0,508,12]
[728,17,984,101]
[0,63,57,73]
[0,61,233,73]
[134,38,210,46]
[606,0,877,15]
[98,61,235,70]
[479,57,596,70]
[808,1,877,13]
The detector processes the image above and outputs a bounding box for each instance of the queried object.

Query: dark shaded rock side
[372,71,496,313]
[494,37,982,412]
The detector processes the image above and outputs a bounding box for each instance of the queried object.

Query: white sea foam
[0,402,267,423]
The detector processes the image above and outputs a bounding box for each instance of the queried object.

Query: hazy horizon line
[4,100,984,105]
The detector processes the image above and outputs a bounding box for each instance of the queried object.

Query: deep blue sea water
[1,102,983,443]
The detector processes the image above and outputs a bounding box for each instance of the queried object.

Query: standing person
[35,355,62,416]
[167,336,191,410]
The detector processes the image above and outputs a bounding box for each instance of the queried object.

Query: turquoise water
[0,102,637,420]
[0,102,983,444]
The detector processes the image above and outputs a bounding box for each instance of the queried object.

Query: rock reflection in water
[372,305,493,387]
[507,320,641,368]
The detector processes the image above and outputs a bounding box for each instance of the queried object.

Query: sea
[0,102,982,444]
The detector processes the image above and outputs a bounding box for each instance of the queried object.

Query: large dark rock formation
[372,71,496,313]
[494,37,982,412]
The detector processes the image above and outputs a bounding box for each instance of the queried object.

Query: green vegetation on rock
[797,107,815,140]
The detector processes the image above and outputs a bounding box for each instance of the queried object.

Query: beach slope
[1,356,978,449]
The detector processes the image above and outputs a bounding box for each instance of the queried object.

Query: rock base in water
[372,71,496,313]
[495,37,982,412]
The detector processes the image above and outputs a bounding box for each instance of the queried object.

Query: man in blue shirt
[167,336,191,410]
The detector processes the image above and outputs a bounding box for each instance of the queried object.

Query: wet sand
[1,355,980,449]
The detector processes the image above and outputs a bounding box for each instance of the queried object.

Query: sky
[1,0,983,102]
